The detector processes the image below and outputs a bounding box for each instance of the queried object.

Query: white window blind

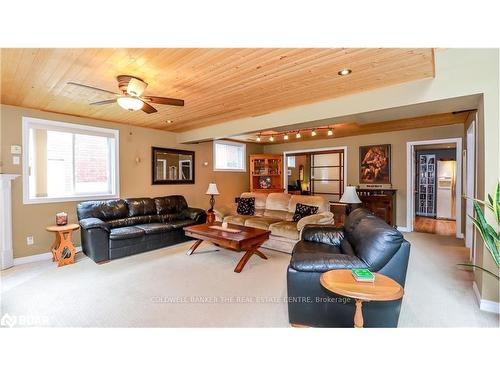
[22,117,119,204]
[213,140,246,171]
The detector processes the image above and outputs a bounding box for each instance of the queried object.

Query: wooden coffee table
[320,269,404,328]
[184,222,270,273]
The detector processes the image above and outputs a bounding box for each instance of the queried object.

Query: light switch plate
[13,156,20,165]
[11,145,22,154]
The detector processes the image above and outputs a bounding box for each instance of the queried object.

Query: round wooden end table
[320,269,404,328]
[46,223,80,267]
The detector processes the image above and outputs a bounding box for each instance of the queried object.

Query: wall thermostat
[11,145,22,154]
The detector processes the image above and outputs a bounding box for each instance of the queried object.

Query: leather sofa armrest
[301,224,345,247]
[79,218,110,232]
[214,204,236,221]
[290,251,367,272]
[79,218,110,263]
[181,207,207,223]
[297,212,334,232]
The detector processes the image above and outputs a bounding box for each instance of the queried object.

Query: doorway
[284,148,346,200]
[406,138,463,238]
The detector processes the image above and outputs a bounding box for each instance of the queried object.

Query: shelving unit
[250,154,283,193]
[417,154,436,217]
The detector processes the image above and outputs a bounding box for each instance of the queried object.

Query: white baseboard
[397,226,410,232]
[473,281,500,314]
[13,247,82,266]
[457,233,464,239]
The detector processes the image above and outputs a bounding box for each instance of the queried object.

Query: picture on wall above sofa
[359,144,391,184]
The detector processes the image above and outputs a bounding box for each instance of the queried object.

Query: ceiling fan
[67,75,184,114]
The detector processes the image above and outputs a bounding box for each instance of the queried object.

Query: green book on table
[351,268,375,282]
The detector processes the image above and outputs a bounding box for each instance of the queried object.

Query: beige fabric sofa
[214,192,333,254]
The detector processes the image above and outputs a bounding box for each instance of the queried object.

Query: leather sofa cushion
[126,198,157,217]
[106,215,161,229]
[224,215,251,225]
[344,208,404,271]
[244,217,281,230]
[290,240,367,272]
[170,219,197,229]
[159,213,182,223]
[109,226,145,240]
[154,195,188,215]
[269,221,299,240]
[77,199,128,221]
[134,223,174,234]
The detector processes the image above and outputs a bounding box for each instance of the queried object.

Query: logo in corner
[1,313,17,328]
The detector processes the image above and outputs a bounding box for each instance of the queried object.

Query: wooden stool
[320,269,404,328]
[46,224,80,267]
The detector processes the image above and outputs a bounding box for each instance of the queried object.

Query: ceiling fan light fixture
[117,96,144,111]
[338,68,352,76]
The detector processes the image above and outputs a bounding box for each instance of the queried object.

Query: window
[22,117,119,204]
[213,140,246,171]
[287,156,296,168]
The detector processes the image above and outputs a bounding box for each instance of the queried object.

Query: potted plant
[459,181,500,280]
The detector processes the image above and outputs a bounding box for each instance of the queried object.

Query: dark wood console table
[356,188,397,226]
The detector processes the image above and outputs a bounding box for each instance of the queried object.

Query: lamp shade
[340,186,361,204]
[205,183,220,195]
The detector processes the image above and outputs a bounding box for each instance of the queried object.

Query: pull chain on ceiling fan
[67,75,184,114]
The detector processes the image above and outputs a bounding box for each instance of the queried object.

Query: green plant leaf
[457,263,500,280]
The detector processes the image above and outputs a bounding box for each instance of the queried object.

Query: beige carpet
[1,233,498,327]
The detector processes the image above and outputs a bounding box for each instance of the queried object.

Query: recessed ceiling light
[165,119,174,124]
[338,68,352,76]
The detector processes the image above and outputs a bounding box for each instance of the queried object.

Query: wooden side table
[46,224,80,267]
[320,269,404,328]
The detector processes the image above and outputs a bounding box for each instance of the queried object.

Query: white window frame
[213,140,247,172]
[22,116,120,204]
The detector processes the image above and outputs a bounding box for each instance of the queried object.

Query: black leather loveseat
[287,208,410,327]
[77,195,206,263]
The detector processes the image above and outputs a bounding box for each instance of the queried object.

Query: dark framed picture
[359,144,391,184]
[152,147,195,185]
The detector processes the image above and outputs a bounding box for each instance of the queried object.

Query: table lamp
[339,186,361,215]
[205,183,220,223]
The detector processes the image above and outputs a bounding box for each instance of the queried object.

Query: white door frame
[406,137,463,238]
[466,117,477,261]
[283,146,348,194]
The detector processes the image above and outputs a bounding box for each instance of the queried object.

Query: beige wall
[264,124,465,229]
[0,104,262,258]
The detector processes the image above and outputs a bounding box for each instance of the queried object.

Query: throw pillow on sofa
[292,203,318,222]
[237,197,255,215]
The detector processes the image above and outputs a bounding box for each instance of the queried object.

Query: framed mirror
[152,147,195,184]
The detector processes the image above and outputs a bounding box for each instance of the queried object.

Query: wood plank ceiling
[0,48,435,133]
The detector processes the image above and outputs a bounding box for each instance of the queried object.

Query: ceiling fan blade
[141,100,158,114]
[143,96,184,107]
[67,82,119,95]
[89,99,117,105]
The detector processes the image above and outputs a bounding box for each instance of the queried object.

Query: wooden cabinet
[250,154,283,193]
[356,189,397,226]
